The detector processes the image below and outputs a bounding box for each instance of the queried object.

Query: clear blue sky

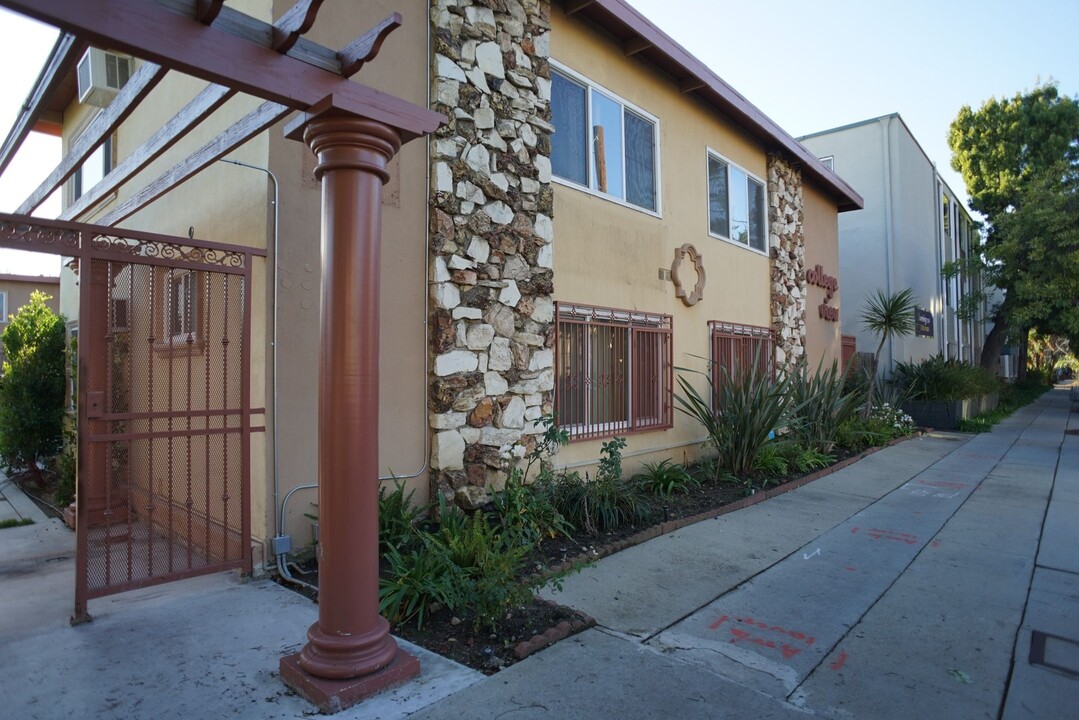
[1,0,1078,275]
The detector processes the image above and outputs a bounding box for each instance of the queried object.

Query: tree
[0,291,67,487]
[948,83,1079,375]
[859,288,917,417]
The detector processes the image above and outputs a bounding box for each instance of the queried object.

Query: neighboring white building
[799,114,987,376]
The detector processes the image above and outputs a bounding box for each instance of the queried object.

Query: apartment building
[800,114,987,376]
[21,0,861,571]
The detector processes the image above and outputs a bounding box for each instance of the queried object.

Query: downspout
[879,117,896,378]
[218,156,316,589]
[259,13,436,592]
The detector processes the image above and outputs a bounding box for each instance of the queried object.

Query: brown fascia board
[0,273,61,283]
[567,0,864,212]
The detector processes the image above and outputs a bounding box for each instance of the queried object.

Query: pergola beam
[1,0,443,141]
[16,61,166,215]
[0,33,84,176]
[337,13,402,76]
[96,100,289,227]
[271,0,326,52]
[60,84,234,221]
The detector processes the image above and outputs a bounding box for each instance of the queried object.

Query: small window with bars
[555,302,673,441]
[708,321,774,403]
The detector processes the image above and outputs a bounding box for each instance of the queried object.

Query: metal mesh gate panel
[80,257,251,599]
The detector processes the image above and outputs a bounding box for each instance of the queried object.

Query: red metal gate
[0,215,264,620]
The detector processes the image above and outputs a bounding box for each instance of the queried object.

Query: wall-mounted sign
[671,243,705,307]
[807,264,839,322]
[915,308,934,337]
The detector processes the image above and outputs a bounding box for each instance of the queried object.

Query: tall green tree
[0,291,67,487]
[948,83,1079,374]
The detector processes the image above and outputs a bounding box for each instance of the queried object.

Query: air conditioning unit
[77,48,132,107]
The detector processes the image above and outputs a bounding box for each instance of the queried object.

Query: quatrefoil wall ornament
[671,243,706,307]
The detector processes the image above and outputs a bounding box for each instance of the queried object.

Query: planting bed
[276,443,891,675]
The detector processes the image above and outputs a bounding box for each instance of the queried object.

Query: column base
[280,646,420,714]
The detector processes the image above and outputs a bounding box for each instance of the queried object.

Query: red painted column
[279,110,419,711]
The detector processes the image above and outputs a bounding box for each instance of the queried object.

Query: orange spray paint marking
[830,651,849,671]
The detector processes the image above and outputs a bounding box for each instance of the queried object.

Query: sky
[1,0,1077,276]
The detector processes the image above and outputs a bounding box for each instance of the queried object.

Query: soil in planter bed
[275,563,589,675]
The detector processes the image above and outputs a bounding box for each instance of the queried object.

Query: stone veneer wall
[768,153,806,375]
[428,0,554,510]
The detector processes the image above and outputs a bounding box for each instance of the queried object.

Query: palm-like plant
[860,288,917,418]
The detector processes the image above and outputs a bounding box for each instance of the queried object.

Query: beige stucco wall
[268,0,432,547]
[802,183,842,369]
[550,7,772,473]
[58,0,274,562]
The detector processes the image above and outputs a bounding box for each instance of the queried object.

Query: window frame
[154,267,204,355]
[555,301,673,442]
[0,290,6,323]
[705,148,769,256]
[68,111,116,207]
[549,60,662,218]
[708,321,775,410]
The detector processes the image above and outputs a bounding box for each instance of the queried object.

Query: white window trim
[705,147,769,257]
[0,291,6,323]
[67,111,118,215]
[550,59,663,219]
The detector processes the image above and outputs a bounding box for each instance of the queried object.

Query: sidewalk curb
[545,432,924,577]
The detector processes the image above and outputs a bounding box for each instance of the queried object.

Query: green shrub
[635,458,700,498]
[552,439,655,534]
[378,480,428,554]
[894,354,998,401]
[789,360,862,453]
[675,353,795,479]
[0,292,66,486]
[492,468,573,545]
[378,539,464,629]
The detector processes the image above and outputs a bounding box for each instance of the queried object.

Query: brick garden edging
[543,432,924,577]
[513,598,596,661]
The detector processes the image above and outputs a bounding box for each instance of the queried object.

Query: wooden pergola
[0,0,443,712]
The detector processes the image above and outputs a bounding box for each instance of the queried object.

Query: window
[708,321,774,403]
[0,291,6,322]
[555,302,672,441]
[818,156,834,172]
[550,65,659,213]
[73,134,114,201]
[707,151,767,252]
[154,268,202,354]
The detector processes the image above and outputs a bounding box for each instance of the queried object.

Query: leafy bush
[635,458,699,498]
[0,292,66,486]
[378,480,428,554]
[789,360,862,453]
[894,354,998,401]
[675,354,795,479]
[492,468,573,545]
[379,540,464,629]
[551,438,655,534]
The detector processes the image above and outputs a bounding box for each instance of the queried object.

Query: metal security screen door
[0,215,264,619]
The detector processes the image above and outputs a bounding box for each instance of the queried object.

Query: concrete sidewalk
[413,386,1078,719]
[1,388,1075,719]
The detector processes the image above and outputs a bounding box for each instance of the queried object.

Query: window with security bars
[709,321,774,403]
[555,302,673,441]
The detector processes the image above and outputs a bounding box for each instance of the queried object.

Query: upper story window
[550,63,659,214]
[72,131,114,201]
[707,150,766,253]
[0,291,7,323]
[818,156,834,172]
